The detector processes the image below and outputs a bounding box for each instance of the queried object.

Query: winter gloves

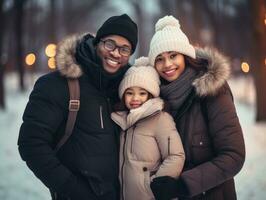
[150,176,189,200]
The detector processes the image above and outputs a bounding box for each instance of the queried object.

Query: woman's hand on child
[150,176,188,200]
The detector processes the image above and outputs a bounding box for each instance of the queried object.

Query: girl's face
[124,87,149,110]
[154,51,185,82]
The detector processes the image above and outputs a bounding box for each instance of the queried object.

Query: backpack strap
[55,79,80,151]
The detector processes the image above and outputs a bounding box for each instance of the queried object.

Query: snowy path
[0,84,50,200]
[0,74,265,200]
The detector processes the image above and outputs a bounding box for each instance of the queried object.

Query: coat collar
[55,33,131,97]
[111,98,164,130]
[193,47,231,97]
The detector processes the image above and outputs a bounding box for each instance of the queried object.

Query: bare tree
[158,0,176,16]
[49,0,56,43]
[0,0,5,108]
[62,0,106,35]
[191,0,204,45]
[14,0,27,91]
[199,0,223,48]
[249,0,266,122]
[131,1,147,56]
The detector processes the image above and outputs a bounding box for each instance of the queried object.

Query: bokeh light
[241,62,250,73]
[48,57,56,69]
[25,53,36,66]
[45,44,56,57]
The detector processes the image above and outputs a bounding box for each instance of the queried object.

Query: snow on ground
[0,73,265,200]
[0,73,50,200]
[229,77,266,200]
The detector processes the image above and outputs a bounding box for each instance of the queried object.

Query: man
[18,14,138,200]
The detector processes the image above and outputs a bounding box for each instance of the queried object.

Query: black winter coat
[172,48,245,200]
[18,34,130,200]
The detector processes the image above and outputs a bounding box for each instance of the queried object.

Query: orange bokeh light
[25,53,36,66]
[48,57,56,69]
[45,44,56,57]
[241,62,250,73]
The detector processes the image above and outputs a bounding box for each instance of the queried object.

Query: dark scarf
[75,34,130,100]
[160,67,197,116]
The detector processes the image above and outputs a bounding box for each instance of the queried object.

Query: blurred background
[0,0,265,199]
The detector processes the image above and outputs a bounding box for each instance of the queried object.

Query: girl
[111,57,185,200]
[148,15,245,200]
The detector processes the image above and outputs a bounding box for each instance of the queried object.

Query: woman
[148,15,245,200]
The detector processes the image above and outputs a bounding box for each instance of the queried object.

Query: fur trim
[56,33,88,78]
[193,47,231,97]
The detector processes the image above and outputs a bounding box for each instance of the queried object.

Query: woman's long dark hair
[184,55,208,71]
[159,54,209,85]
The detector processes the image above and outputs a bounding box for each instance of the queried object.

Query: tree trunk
[132,2,146,57]
[0,0,5,109]
[159,0,176,16]
[191,0,204,44]
[200,0,223,48]
[250,0,266,121]
[0,66,4,109]
[14,0,25,91]
[49,0,56,43]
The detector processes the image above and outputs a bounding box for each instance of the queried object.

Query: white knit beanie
[119,57,160,99]
[148,15,196,65]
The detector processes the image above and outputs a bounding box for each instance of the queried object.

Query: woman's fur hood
[55,34,230,97]
[193,47,231,97]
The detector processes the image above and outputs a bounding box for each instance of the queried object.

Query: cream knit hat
[119,57,160,99]
[148,15,196,65]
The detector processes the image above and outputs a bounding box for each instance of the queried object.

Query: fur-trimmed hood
[111,98,164,130]
[193,47,231,97]
[55,34,230,97]
[55,33,90,78]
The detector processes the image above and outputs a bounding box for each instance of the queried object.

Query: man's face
[96,35,132,74]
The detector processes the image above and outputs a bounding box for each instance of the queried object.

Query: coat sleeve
[178,84,245,197]
[17,75,93,199]
[154,112,185,179]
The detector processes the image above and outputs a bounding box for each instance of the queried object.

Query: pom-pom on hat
[148,15,196,65]
[94,14,138,53]
[119,57,160,99]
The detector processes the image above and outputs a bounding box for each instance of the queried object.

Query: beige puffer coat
[111,98,185,200]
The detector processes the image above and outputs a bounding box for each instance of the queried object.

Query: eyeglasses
[100,39,131,57]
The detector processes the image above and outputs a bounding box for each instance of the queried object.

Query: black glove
[150,176,189,200]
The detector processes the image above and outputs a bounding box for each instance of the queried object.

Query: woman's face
[154,51,185,82]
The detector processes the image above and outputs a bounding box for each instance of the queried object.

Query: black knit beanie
[94,14,138,53]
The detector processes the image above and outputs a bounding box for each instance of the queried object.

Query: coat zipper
[130,125,136,153]
[120,112,160,199]
[168,136,170,155]
[99,106,104,129]
[121,130,128,200]
[106,98,111,115]
[184,114,194,168]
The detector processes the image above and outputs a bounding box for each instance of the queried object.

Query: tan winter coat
[111,98,185,200]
